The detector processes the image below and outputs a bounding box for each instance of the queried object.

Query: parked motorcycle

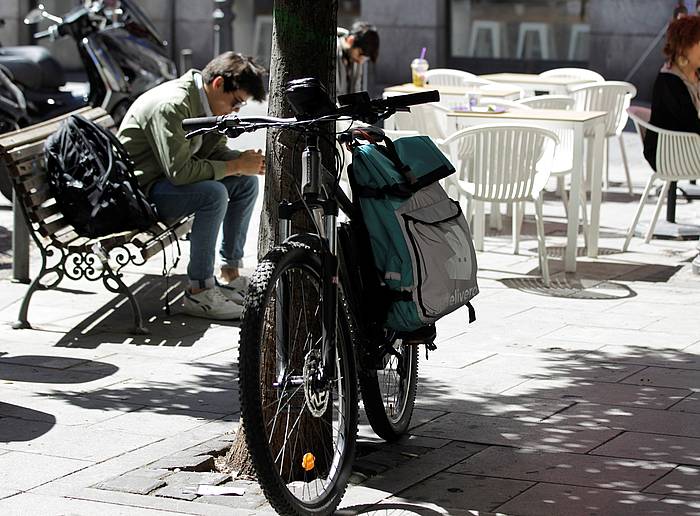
[0,0,177,200]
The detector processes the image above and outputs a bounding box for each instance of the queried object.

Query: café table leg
[565,123,585,272]
[587,120,605,258]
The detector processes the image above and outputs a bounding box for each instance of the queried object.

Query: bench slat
[23,185,51,208]
[0,107,108,151]
[8,117,115,164]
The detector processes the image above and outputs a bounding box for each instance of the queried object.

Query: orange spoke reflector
[301,452,315,471]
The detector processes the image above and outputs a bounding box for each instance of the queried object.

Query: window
[450,0,590,62]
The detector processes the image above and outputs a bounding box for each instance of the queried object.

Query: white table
[479,73,594,95]
[447,108,607,273]
[384,83,522,104]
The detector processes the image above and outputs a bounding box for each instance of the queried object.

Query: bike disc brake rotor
[303,349,329,417]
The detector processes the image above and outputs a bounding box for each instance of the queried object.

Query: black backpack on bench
[45,114,157,238]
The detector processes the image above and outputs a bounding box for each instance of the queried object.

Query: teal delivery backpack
[350,134,478,333]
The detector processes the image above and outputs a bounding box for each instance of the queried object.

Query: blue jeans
[148,175,258,289]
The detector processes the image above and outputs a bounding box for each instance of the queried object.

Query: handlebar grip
[182,116,222,132]
[383,90,440,108]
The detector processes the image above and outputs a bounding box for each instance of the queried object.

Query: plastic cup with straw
[411,47,429,87]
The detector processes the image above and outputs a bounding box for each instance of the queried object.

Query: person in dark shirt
[644,15,700,168]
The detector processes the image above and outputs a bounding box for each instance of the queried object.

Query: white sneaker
[183,287,243,320]
[218,276,249,305]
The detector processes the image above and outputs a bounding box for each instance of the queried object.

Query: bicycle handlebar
[182,89,440,139]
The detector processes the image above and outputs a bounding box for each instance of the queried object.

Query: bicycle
[183,85,440,516]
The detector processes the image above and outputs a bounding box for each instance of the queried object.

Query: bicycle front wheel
[359,339,419,441]
[239,243,358,516]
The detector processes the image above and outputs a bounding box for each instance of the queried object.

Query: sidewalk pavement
[0,118,699,515]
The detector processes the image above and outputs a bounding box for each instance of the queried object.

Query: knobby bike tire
[239,242,358,516]
[359,340,419,441]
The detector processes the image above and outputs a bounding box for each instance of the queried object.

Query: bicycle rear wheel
[239,243,358,516]
[359,338,419,441]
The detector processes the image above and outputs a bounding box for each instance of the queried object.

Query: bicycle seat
[0,46,65,90]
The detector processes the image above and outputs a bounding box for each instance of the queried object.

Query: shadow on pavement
[49,360,238,418]
[53,274,239,350]
[337,502,447,515]
[377,345,700,515]
[0,403,55,442]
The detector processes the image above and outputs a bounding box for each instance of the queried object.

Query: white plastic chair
[515,94,587,241]
[623,110,700,250]
[539,68,605,83]
[424,69,489,88]
[441,124,559,285]
[627,105,651,142]
[517,95,574,111]
[569,81,637,195]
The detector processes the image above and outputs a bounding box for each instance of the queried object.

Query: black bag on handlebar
[45,115,158,238]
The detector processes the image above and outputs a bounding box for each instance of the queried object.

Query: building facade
[0,0,675,101]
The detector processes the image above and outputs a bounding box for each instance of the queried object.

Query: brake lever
[184,127,216,140]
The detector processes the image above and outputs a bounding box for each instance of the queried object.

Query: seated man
[118,52,266,320]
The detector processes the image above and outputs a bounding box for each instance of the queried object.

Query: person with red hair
[644,15,700,167]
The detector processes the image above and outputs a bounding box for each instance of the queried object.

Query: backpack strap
[467,302,476,323]
[356,183,413,199]
[375,137,417,186]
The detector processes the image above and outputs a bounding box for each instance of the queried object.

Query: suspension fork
[275,137,340,387]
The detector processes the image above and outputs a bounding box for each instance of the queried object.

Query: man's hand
[227,149,265,176]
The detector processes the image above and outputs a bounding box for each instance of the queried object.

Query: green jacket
[117,70,239,192]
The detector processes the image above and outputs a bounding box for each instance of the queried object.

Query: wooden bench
[0,106,193,334]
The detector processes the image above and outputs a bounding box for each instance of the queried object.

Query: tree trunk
[224,0,338,477]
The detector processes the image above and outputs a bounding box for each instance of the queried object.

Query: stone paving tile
[411,412,620,453]
[506,306,653,331]
[0,492,186,515]
[0,488,19,500]
[86,407,226,437]
[96,468,171,495]
[0,421,161,462]
[0,391,145,426]
[424,354,644,395]
[450,446,675,491]
[153,471,229,501]
[643,315,700,336]
[620,367,700,391]
[672,394,700,414]
[502,378,690,410]
[415,392,572,422]
[388,471,532,514]
[0,451,90,490]
[583,344,700,371]
[543,326,698,350]
[362,441,485,494]
[609,299,700,318]
[591,431,700,465]
[495,483,689,516]
[644,465,700,499]
[550,402,700,439]
[69,379,240,416]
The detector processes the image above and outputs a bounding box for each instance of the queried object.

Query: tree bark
[224,0,338,477]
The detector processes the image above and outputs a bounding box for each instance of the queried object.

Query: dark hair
[664,15,700,63]
[201,52,267,102]
[350,21,380,62]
